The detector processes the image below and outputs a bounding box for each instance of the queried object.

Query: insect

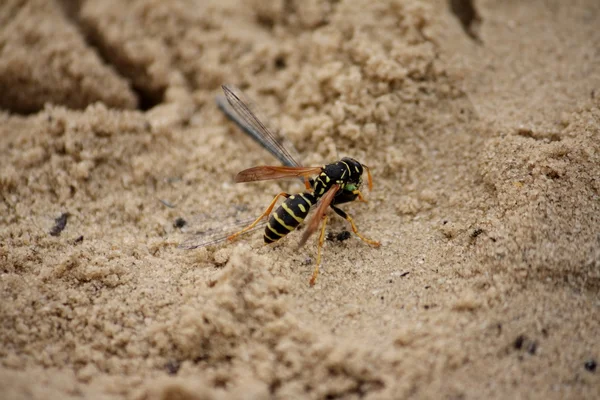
[185,84,380,285]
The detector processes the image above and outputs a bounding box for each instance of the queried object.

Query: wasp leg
[310,215,328,286]
[331,205,380,247]
[227,192,290,241]
[354,190,368,203]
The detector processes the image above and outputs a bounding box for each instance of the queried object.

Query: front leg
[353,190,368,203]
[330,205,380,247]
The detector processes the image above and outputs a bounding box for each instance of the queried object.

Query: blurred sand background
[1,0,599,399]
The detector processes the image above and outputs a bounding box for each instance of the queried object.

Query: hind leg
[227,192,289,241]
[309,214,329,286]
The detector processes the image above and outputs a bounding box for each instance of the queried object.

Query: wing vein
[219,85,301,167]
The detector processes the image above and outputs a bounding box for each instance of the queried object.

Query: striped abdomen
[265,193,316,243]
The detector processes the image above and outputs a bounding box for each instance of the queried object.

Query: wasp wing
[218,84,302,167]
[298,184,341,248]
[179,215,267,250]
[235,165,322,183]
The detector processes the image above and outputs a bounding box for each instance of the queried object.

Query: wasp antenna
[363,164,373,191]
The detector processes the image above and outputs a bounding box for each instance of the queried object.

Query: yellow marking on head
[340,161,351,176]
[273,213,295,231]
[282,203,304,224]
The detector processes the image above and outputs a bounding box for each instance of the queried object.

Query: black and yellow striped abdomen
[265,193,316,243]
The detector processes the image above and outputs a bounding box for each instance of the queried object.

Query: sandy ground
[1,0,599,399]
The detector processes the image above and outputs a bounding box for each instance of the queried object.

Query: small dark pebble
[49,213,69,236]
[513,334,538,355]
[274,56,287,69]
[174,217,187,228]
[424,305,430,310]
[470,228,484,238]
[74,235,84,244]
[336,230,352,242]
[400,271,410,277]
[584,360,597,372]
[514,335,525,350]
[327,230,352,242]
[388,279,393,283]
[442,220,448,225]
[165,360,180,375]
[424,285,430,289]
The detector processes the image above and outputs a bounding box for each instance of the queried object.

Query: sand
[1,0,599,399]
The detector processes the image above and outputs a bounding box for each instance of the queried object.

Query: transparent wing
[217,84,303,167]
[178,210,266,250]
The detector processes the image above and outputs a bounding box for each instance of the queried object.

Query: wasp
[184,85,380,285]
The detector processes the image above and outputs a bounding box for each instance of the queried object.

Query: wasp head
[339,157,364,192]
